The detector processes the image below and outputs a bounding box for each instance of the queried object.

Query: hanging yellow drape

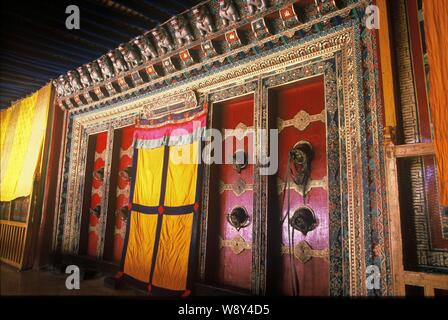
[0,84,52,202]
[121,109,206,295]
[423,0,448,205]
[123,142,200,292]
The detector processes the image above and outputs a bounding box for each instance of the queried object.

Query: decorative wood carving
[281,241,329,264]
[277,109,326,132]
[219,235,252,255]
[219,178,254,196]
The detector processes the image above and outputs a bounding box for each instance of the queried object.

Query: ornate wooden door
[269,76,329,296]
[206,94,255,292]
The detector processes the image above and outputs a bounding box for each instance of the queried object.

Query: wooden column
[377,0,398,128]
[383,127,405,296]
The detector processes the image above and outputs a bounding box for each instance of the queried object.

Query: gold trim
[219,235,252,255]
[277,109,326,132]
[277,176,328,196]
[141,90,197,119]
[219,178,253,196]
[281,241,329,263]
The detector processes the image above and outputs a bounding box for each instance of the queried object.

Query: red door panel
[270,76,329,296]
[208,95,254,291]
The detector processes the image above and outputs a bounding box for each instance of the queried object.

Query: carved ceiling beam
[54,0,361,111]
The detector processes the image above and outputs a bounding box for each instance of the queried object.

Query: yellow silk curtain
[0,84,52,202]
[423,0,448,205]
[123,141,199,291]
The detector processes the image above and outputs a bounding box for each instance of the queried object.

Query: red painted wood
[407,0,432,143]
[270,76,329,296]
[87,132,108,257]
[112,125,134,262]
[211,95,254,291]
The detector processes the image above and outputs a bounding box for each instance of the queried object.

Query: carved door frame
[55,23,387,296]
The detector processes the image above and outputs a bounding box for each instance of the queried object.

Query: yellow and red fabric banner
[423,0,448,205]
[120,107,206,295]
[0,84,52,202]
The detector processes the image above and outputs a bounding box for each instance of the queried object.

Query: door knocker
[231,150,248,173]
[289,141,313,194]
[290,205,318,236]
[227,206,250,231]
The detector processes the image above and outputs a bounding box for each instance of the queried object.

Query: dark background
[0,0,202,108]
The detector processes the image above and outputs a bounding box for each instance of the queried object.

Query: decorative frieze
[251,18,271,40]
[53,0,356,109]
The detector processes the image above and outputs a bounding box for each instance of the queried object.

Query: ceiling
[0,0,203,109]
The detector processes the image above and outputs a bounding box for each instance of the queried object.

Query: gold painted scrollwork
[281,241,329,263]
[142,90,197,119]
[219,235,252,255]
[219,178,253,196]
[223,122,254,140]
[277,176,328,196]
[277,109,325,132]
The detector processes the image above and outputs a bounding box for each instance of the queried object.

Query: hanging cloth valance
[118,106,206,296]
[0,84,52,202]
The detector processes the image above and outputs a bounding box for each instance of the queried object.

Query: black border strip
[131,203,195,215]
[185,141,204,293]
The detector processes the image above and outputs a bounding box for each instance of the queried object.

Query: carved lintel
[251,18,271,40]
[219,235,252,255]
[219,178,253,196]
[277,109,326,132]
[225,29,242,50]
[277,176,328,196]
[142,90,197,119]
[281,241,329,263]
